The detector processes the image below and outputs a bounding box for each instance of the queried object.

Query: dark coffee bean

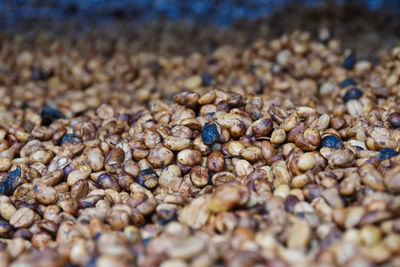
[201,73,213,86]
[284,195,299,212]
[227,94,243,108]
[343,88,363,102]
[202,123,219,145]
[339,78,356,88]
[0,165,21,196]
[60,134,82,146]
[343,53,356,69]
[40,107,65,126]
[320,135,343,149]
[389,112,400,128]
[379,148,399,161]
[7,165,20,181]
[137,169,158,189]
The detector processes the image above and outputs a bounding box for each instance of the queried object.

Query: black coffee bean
[339,78,356,88]
[0,165,21,196]
[379,148,399,161]
[40,107,65,126]
[343,88,363,102]
[60,134,82,146]
[202,123,219,145]
[343,53,356,69]
[320,135,343,149]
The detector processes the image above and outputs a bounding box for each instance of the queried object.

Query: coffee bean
[343,52,356,69]
[343,88,363,102]
[379,148,399,161]
[202,123,220,145]
[339,78,356,88]
[40,107,65,126]
[320,135,343,149]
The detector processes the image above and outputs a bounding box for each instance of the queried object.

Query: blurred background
[1,0,400,56]
[2,0,400,29]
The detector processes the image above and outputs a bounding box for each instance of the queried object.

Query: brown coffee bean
[190,166,209,188]
[70,179,89,199]
[251,118,273,137]
[97,173,121,191]
[87,147,105,172]
[206,151,225,172]
[105,147,125,173]
[10,208,35,228]
[33,183,59,205]
[177,149,202,166]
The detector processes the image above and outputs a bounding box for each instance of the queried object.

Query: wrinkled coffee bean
[202,123,220,145]
[0,165,21,196]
